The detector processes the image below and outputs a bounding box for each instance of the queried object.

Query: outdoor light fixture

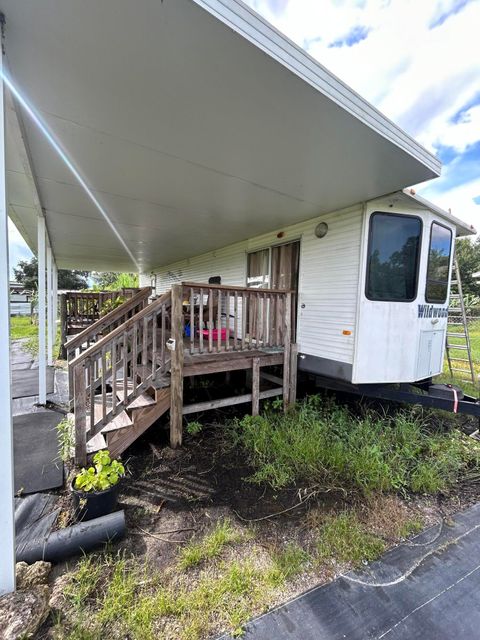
[315,222,328,238]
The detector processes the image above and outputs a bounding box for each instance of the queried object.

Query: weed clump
[231,396,479,495]
[316,512,385,566]
[178,519,246,569]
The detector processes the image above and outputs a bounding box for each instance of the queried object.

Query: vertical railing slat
[101,346,107,424]
[208,289,213,353]
[225,290,230,351]
[217,289,222,353]
[233,292,238,351]
[74,362,87,466]
[199,288,204,354]
[190,287,195,355]
[112,338,117,416]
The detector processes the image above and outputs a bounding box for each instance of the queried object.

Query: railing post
[170,284,184,448]
[60,293,68,359]
[289,343,298,405]
[74,361,87,466]
[283,292,292,411]
[252,357,260,416]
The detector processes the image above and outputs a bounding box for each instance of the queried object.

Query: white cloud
[245,0,480,231]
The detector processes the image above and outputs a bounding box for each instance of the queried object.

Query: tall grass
[231,396,480,495]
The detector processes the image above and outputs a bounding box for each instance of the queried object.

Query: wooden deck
[68,282,297,465]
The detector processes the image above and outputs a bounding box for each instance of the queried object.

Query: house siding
[141,204,363,365]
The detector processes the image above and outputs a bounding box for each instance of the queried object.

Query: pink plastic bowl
[200,328,227,341]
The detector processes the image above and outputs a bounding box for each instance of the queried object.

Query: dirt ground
[38,382,480,638]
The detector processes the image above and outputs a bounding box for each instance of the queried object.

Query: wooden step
[86,432,107,454]
[126,392,156,410]
[100,410,133,434]
[106,387,171,458]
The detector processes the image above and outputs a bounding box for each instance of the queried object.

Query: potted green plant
[72,449,125,522]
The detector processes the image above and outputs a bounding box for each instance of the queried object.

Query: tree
[13,256,89,290]
[455,237,480,297]
[92,272,139,290]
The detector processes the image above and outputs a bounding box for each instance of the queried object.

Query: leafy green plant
[186,421,203,436]
[74,450,125,493]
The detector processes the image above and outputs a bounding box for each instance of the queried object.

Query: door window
[366,212,422,302]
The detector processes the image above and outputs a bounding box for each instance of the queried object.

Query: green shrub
[186,421,203,436]
[231,396,479,496]
[74,450,125,492]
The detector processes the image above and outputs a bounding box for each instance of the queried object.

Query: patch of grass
[316,512,386,567]
[63,555,103,609]
[266,543,311,586]
[178,518,245,569]
[232,397,480,496]
[398,517,424,539]
[10,315,37,340]
[59,550,286,640]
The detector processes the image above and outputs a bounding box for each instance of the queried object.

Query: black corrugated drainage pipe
[16,510,126,564]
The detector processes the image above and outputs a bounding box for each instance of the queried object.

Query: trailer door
[353,211,424,383]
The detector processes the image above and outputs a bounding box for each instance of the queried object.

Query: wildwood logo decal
[417,305,448,319]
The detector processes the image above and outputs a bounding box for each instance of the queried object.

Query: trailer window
[366,212,422,302]
[426,223,452,303]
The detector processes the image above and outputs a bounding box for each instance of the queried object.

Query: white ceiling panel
[1,0,440,271]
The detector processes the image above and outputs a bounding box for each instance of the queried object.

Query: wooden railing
[70,290,171,464]
[180,281,293,354]
[71,281,293,463]
[65,287,151,402]
[60,287,143,343]
[65,287,151,361]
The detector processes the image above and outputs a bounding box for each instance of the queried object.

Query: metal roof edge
[401,189,476,236]
[192,0,442,176]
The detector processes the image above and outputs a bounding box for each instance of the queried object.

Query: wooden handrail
[70,290,171,368]
[67,287,151,353]
[181,281,294,295]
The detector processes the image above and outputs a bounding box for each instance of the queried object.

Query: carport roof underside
[3,0,444,273]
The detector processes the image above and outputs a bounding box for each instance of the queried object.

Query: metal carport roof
[2,0,441,272]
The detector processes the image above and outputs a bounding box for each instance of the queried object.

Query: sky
[244,0,480,227]
[8,0,480,276]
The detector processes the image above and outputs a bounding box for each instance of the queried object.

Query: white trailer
[142,189,474,387]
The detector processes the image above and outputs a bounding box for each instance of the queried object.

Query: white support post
[38,216,47,403]
[0,40,16,595]
[46,245,53,365]
[53,261,58,353]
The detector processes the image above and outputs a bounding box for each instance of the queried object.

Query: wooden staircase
[68,283,296,466]
[69,289,173,465]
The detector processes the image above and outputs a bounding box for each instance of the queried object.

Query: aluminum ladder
[445,253,476,385]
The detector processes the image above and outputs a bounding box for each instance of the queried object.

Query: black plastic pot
[71,479,122,522]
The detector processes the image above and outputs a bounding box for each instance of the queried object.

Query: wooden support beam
[283,292,292,410]
[74,362,87,466]
[289,343,298,405]
[183,387,282,415]
[60,293,67,359]
[170,284,184,448]
[259,371,283,386]
[183,352,283,377]
[252,357,260,416]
